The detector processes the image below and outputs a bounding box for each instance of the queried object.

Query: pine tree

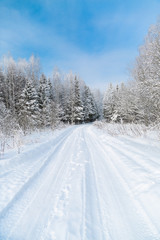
[62,83,72,123]
[47,78,62,127]
[115,83,141,123]
[17,80,39,133]
[92,89,103,120]
[103,84,115,122]
[83,85,98,122]
[73,76,84,124]
[69,73,76,124]
[37,73,50,127]
[90,93,99,122]
[52,67,62,104]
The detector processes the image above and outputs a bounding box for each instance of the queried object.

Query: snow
[0,124,160,239]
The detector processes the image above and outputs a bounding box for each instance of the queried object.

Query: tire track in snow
[94,132,160,237]
[80,163,86,240]
[39,128,83,240]
[101,134,160,169]
[81,128,110,240]
[1,125,160,240]
[0,127,75,217]
[0,127,80,240]
[91,127,160,193]
[107,140,160,174]
[91,127,160,189]
[87,126,160,240]
[0,127,76,213]
[25,128,82,240]
[0,127,73,177]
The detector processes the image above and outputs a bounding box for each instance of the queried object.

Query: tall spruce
[83,85,98,122]
[38,73,50,127]
[73,76,84,124]
[17,80,39,133]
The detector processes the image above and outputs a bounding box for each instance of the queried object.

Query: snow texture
[0,125,160,240]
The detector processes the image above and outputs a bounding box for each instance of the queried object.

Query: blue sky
[0,0,160,88]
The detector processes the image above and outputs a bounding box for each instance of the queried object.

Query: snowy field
[0,124,160,240]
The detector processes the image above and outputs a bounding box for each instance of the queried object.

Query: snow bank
[94,121,160,141]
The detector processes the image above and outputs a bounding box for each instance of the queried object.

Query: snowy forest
[104,21,160,125]
[1,20,160,138]
[0,56,100,137]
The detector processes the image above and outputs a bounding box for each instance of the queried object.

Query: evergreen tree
[38,73,50,127]
[103,84,115,122]
[90,93,99,122]
[52,67,62,104]
[47,77,63,127]
[73,76,84,124]
[92,89,103,120]
[17,80,39,133]
[83,85,98,122]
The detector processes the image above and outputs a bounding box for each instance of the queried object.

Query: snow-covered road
[0,125,160,240]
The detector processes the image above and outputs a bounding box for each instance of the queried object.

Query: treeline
[103,20,160,125]
[0,55,99,135]
[1,20,160,136]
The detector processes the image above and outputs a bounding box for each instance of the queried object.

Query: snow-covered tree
[17,80,39,133]
[92,89,103,120]
[37,73,50,127]
[27,55,41,88]
[52,67,62,104]
[103,84,117,122]
[73,76,84,124]
[83,85,98,122]
[132,20,160,124]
